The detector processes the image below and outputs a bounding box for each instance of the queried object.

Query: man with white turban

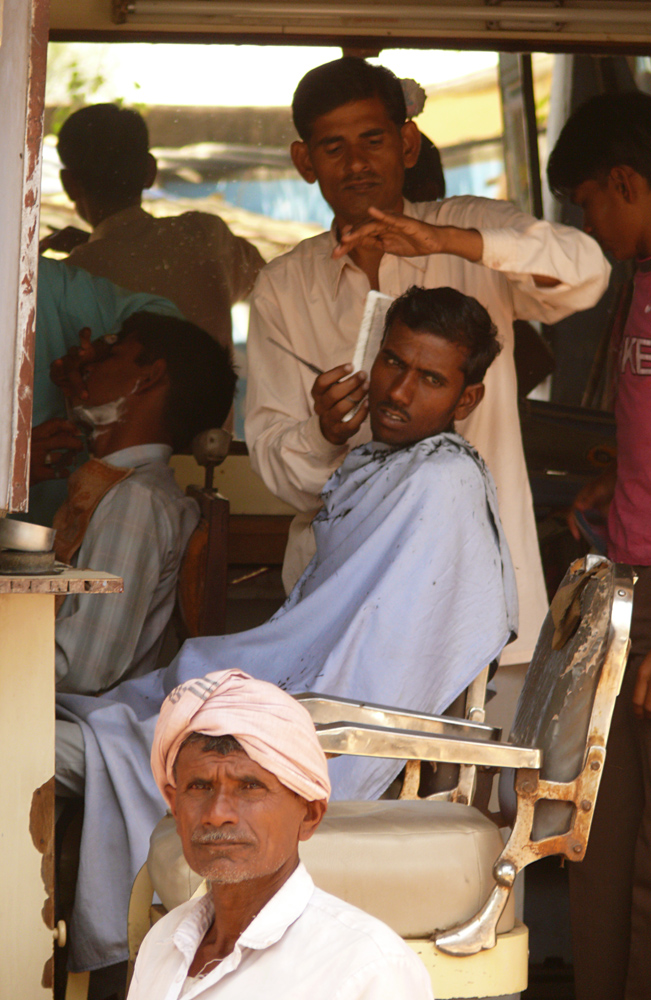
[128,668,433,1000]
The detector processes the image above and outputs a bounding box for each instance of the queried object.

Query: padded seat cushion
[148,800,512,938]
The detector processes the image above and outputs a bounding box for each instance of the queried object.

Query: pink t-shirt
[609,261,651,564]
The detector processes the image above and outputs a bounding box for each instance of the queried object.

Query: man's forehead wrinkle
[384,338,467,383]
[178,747,277,783]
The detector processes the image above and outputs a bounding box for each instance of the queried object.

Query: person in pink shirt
[548,90,651,1000]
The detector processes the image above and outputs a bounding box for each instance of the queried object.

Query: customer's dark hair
[118,312,237,451]
[58,103,151,202]
[172,733,244,778]
[292,57,406,142]
[547,90,651,196]
[383,286,501,385]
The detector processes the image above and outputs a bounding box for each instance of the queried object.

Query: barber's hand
[50,327,109,400]
[333,207,483,262]
[312,364,369,446]
[566,465,617,541]
[39,226,90,254]
[633,652,651,720]
[30,419,84,484]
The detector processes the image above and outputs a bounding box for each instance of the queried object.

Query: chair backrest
[175,428,232,638]
[175,433,294,638]
[177,485,230,638]
[500,555,633,840]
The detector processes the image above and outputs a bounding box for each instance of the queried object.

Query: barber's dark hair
[292,57,406,142]
[547,90,651,196]
[58,103,151,202]
[403,133,446,201]
[384,286,501,384]
[173,733,244,778]
[118,312,237,451]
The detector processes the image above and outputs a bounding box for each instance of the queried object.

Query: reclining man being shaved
[56,285,517,972]
[128,668,433,999]
[42,311,236,695]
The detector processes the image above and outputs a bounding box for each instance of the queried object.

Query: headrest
[191,428,232,467]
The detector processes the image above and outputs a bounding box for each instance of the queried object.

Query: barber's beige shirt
[245,196,611,665]
[67,206,264,347]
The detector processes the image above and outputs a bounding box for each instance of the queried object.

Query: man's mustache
[342,171,381,185]
[191,829,254,846]
[378,401,410,422]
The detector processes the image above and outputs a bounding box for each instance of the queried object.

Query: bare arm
[566,463,617,541]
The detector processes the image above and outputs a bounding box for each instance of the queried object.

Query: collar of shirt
[324,198,430,300]
[102,443,173,469]
[90,205,151,242]
[171,863,315,979]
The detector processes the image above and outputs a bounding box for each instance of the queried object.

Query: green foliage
[46,44,149,136]
[50,59,107,135]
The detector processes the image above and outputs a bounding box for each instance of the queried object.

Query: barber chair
[128,556,633,999]
[176,428,231,638]
[174,434,293,640]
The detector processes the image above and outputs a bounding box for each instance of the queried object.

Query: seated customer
[56,285,516,973]
[26,255,181,526]
[128,668,433,1000]
[50,311,236,695]
[51,103,265,348]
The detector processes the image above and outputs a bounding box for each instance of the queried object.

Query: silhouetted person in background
[47,103,264,348]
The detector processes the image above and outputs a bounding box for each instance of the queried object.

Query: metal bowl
[0,518,56,552]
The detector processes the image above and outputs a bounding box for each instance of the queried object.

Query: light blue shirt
[55,444,199,695]
[26,256,181,525]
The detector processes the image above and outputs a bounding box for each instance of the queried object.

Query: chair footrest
[407,922,528,999]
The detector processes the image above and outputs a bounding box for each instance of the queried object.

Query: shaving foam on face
[72,397,127,440]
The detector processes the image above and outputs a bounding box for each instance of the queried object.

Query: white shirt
[55,444,199,694]
[128,863,434,1000]
[245,196,611,664]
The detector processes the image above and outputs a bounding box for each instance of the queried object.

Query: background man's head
[403,133,446,202]
[151,669,330,888]
[290,57,420,226]
[369,285,500,447]
[547,91,651,260]
[58,104,155,221]
[76,312,236,452]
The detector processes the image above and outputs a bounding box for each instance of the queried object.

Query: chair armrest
[296,692,501,742]
[315,721,542,769]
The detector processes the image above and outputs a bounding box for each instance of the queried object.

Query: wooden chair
[176,429,231,638]
[175,435,293,638]
[127,556,633,999]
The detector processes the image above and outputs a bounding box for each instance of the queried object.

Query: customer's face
[167,742,324,885]
[77,331,146,407]
[369,320,484,447]
[291,96,419,226]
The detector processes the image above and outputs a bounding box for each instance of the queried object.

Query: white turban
[151,669,331,802]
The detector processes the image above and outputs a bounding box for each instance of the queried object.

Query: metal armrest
[316,721,541,770]
[297,692,501,742]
